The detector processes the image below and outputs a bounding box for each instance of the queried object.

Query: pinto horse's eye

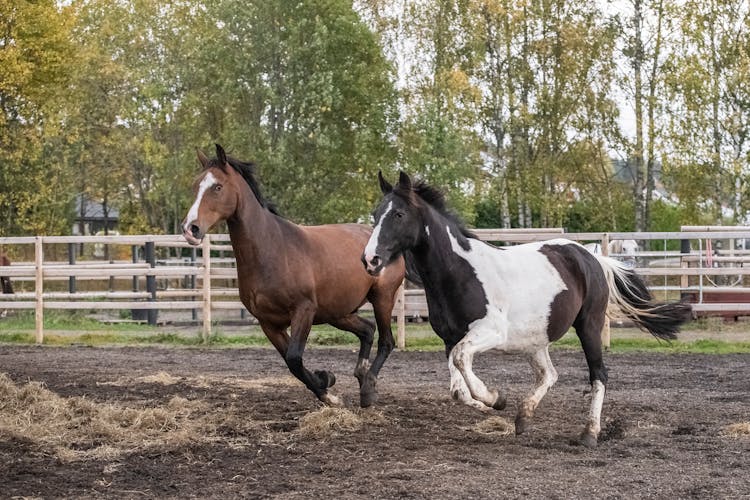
[394,211,404,219]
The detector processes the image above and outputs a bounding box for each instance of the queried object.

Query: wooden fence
[3,227,750,346]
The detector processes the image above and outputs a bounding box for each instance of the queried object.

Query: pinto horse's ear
[196,149,210,169]
[215,143,228,169]
[378,170,393,194]
[397,171,412,190]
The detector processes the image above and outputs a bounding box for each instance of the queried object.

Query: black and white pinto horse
[362,172,692,447]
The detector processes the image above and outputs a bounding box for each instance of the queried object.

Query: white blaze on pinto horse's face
[363,194,422,275]
[363,201,392,274]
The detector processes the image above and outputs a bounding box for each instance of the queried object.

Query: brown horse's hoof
[579,432,598,448]
[514,414,529,435]
[360,389,378,408]
[315,370,336,388]
[359,373,378,407]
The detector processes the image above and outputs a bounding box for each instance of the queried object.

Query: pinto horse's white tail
[597,256,692,340]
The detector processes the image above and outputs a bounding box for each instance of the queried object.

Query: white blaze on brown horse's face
[182,167,238,245]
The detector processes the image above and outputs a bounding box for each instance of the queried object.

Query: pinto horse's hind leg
[574,311,608,447]
[515,346,558,435]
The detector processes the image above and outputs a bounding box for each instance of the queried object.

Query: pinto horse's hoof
[315,370,336,388]
[491,392,507,411]
[579,431,598,448]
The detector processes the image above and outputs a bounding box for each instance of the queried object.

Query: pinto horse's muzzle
[361,253,384,276]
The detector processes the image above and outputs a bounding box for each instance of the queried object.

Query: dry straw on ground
[0,373,262,462]
[463,416,515,436]
[101,371,300,391]
[723,422,750,437]
[297,406,388,439]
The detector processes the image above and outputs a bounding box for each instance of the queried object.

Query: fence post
[145,241,157,326]
[202,234,212,341]
[35,236,44,344]
[680,238,690,300]
[396,282,406,350]
[68,242,76,294]
[601,233,611,349]
[190,246,198,321]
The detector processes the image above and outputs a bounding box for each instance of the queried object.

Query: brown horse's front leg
[283,306,342,406]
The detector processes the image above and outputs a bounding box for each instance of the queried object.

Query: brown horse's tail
[597,256,692,340]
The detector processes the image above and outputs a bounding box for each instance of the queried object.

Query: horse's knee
[451,344,467,371]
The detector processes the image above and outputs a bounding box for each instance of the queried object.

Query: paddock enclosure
[5,226,750,345]
[0,346,748,498]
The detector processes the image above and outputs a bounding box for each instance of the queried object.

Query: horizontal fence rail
[2,227,750,344]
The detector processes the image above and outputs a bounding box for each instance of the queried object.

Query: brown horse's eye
[214,184,223,192]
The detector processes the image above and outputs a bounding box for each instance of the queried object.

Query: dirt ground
[0,345,748,499]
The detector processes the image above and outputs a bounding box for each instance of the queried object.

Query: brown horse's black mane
[396,179,477,240]
[209,156,279,215]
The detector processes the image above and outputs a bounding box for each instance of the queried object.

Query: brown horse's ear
[378,170,393,194]
[196,149,210,169]
[215,143,228,169]
[397,171,412,190]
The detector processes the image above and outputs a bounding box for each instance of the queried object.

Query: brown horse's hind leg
[328,314,375,388]
[355,289,397,408]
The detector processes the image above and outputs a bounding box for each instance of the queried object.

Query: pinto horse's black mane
[395,179,477,241]
[207,155,279,215]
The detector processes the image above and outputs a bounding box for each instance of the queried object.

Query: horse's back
[297,223,402,319]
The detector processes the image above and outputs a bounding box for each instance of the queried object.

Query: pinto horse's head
[182,144,242,245]
[362,171,423,275]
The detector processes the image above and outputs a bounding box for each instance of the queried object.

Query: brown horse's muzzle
[182,221,204,246]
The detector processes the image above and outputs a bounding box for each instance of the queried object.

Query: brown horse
[182,144,405,407]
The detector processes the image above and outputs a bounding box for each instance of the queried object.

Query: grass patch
[0,311,156,332]
[551,333,750,354]
[2,313,749,354]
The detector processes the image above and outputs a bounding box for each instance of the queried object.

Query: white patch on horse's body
[184,172,217,233]
[443,231,574,410]
[363,201,392,270]
[425,225,430,237]
[447,231,570,352]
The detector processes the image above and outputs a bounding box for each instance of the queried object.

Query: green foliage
[2,0,750,236]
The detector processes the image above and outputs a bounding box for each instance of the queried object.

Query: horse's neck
[411,214,468,289]
[226,197,296,276]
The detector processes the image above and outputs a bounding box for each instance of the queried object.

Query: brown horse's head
[182,144,244,245]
